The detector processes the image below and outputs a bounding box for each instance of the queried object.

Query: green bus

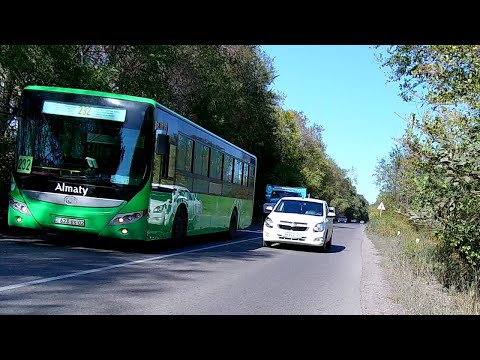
[8,86,257,245]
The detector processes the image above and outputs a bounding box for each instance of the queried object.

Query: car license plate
[54,217,85,227]
[285,232,297,239]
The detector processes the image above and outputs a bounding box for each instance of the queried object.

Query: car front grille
[278,221,308,231]
[278,224,308,231]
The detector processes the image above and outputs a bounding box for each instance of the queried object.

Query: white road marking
[0,236,262,293]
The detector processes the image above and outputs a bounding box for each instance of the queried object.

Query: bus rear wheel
[171,208,187,248]
[227,210,238,240]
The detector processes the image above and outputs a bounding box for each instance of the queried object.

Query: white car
[263,197,335,251]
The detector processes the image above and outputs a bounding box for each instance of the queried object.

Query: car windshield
[274,200,323,216]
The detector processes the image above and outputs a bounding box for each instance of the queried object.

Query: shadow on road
[334,224,362,229]
[0,224,264,255]
[272,243,346,253]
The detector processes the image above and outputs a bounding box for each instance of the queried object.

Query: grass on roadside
[366,207,480,315]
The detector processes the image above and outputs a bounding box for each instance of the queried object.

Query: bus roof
[25,85,257,161]
[24,85,157,107]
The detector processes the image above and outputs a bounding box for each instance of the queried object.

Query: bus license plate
[54,217,85,227]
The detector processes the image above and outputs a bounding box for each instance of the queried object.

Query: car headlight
[109,210,147,225]
[313,222,325,232]
[264,217,274,228]
[9,198,31,215]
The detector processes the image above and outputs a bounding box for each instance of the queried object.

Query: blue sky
[261,45,422,205]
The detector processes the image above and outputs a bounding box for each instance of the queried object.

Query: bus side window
[233,158,242,185]
[242,162,248,186]
[167,143,176,178]
[248,164,255,188]
[152,154,161,184]
[223,155,233,183]
[209,148,223,180]
[193,141,209,177]
[176,134,193,173]
[153,143,172,183]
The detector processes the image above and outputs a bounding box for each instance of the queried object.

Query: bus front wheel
[171,208,187,248]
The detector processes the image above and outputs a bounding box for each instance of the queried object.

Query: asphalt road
[0,223,366,314]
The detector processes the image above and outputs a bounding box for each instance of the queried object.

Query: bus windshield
[270,190,301,199]
[15,95,152,188]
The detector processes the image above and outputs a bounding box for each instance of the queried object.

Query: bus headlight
[109,210,147,225]
[9,198,32,216]
[313,223,325,232]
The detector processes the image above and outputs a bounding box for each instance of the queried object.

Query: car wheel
[263,240,272,247]
[327,232,332,249]
[319,232,328,252]
[321,241,328,252]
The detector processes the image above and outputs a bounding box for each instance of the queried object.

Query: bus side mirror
[155,134,169,155]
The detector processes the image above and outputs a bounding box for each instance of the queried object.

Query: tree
[376,45,480,266]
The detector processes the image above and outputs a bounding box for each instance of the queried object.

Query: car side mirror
[265,205,273,212]
[327,211,336,218]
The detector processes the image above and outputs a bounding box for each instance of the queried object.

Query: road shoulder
[360,226,405,315]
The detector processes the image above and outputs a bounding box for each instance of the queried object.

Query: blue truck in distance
[262,184,309,221]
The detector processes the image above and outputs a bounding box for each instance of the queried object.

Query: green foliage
[367,206,480,305]
[402,110,480,265]
[378,45,480,112]
[375,45,480,269]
